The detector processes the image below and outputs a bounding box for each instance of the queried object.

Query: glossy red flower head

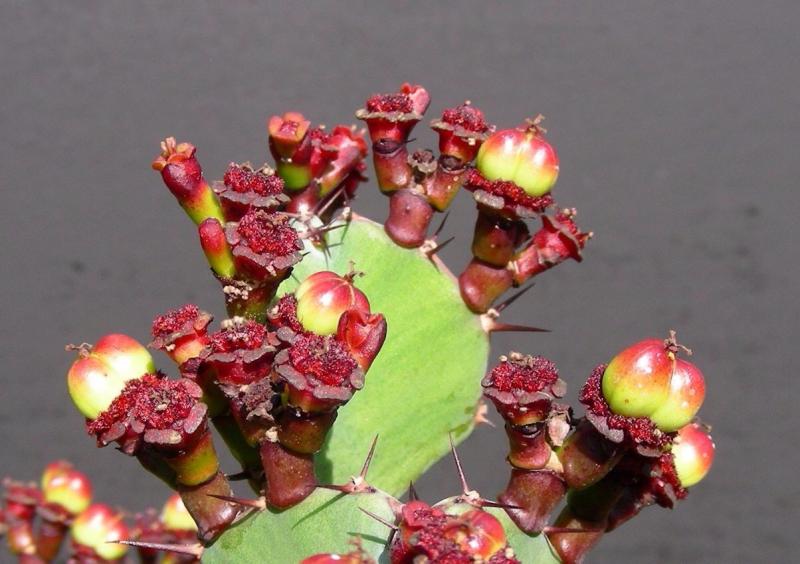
[204,317,276,386]
[214,162,288,220]
[431,102,492,163]
[150,304,213,366]
[482,353,566,426]
[273,333,363,413]
[225,210,303,280]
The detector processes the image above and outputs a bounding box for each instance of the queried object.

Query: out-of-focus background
[1,2,797,562]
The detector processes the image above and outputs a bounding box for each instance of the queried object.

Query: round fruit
[649,358,706,431]
[476,122,559,197]
[295,271,370,335]
[672,422,715,487]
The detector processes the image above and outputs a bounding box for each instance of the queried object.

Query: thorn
[359,435,379,481]
[479,500,522,510]
[448,434,472,497]
[481,318,551,334]
[114,540,204,557]
[433,212,450,238]
[421,236,455,268]
[408,482,419,501]
[206,494,265,510]
[225,471,250,481]
[543,526,604,535]
[359,508,398,531]
[313,185,347,218]
[495,283,535,313]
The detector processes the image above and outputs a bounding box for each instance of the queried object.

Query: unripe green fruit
[476,126,559,197]
[71,503,130,561]
[672,423,715,487]
[66,334,153,419]
[601,338,673,418]
[649,358,706,431]
[295,271,370,335]
[41,462,93,515]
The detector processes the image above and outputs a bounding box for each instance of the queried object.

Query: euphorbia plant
[1,83,717,563]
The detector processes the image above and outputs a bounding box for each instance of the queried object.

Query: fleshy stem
[152,138,225,226]
[86,375,239,543]
[460,208,590,313]
[482,353,571,533]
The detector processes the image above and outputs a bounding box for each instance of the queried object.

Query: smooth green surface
[283,216,489,495]
[203,488,396,563]
[487,507,562,564]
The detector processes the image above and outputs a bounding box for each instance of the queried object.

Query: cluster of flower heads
[1,461,197,563]
[65,265,386,543]
[480,334,714,562]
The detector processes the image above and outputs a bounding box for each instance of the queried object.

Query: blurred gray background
[2,2,798,562]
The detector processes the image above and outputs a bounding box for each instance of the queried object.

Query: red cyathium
[150,304,213,368]
[214,162,288,221]
[204,317,275,386]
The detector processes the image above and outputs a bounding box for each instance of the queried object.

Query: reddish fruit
[601,338,675,419]
[67,334,154,420]
[649,359,706,432]
[295,271,370,335]
[40,462,93,516]
[160,493,197,533]
[672,423,715,487]
[476,119,559,197]
[71,503,130,561]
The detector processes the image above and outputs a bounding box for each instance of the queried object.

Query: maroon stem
[426,158,467,212]
[546,507,607,564]
[177,471,239,544]
[458,258,513,313]
[34,517,67,561]
[372,140,412,193]
[471,209,527,267]
[259,440,316,509]
[558,420,625,490]
[499,469,566,534]
[384,190,434,248]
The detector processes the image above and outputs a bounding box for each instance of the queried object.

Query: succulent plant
[2,83,717,563]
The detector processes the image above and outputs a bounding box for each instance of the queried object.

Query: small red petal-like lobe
[512,208,590,283]
[366,93,414,113]
[268,112,311,159]
[317,126,369,196]
[336,309,388,372]
[87,374,197,437]
[580,364,671,450]
[151,137,202,200]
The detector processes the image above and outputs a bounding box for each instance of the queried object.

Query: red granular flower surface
[235,212,299,256]
[466,169,553,213]
[580,364,670,449]
[487,355,559,394]
[366,93,413,114]
[87,374,195,435]
[151,304,200,339]
[288,334,357,387]
[654,454,687,502]
[209,320,267,353]
[441,104,489,133]
[223,163,284,196]
[269,295,306,334]
[553,209,581,237]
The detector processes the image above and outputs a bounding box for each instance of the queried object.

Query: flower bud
[336,309,388,372]
[295,271,370,336]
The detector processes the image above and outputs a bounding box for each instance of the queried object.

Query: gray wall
[2,2,797,562]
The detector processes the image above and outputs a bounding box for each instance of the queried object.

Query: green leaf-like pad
[203,488,396,563]
[283,215,489,495]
